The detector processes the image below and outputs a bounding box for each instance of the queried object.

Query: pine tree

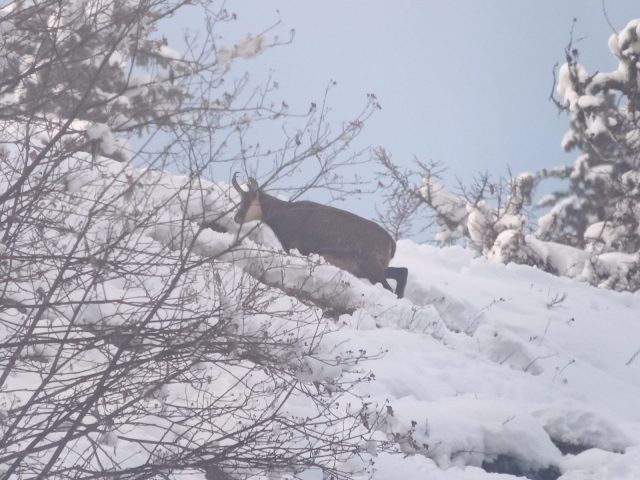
[538,19,640,289]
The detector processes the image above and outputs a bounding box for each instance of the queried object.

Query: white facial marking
[244,200,263,221]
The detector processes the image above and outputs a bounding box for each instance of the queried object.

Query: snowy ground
[201,175,640,478]
[2,153,639,479]
[343,240,640,479]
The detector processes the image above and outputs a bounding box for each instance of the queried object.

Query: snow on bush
[0,1,382,477]
[0,135,386,477]
[377,19,640,293]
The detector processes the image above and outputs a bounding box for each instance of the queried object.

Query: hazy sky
[173,1,639,223]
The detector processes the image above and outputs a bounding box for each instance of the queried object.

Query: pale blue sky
[171,1,639,225]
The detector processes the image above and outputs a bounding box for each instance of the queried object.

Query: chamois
[232,173,408,298]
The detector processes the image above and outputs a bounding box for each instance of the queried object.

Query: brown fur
[232,174,408,297]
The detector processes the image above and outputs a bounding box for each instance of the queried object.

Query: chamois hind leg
[359,262,395,295]
[385,267,408,298]
[381,279,394,292]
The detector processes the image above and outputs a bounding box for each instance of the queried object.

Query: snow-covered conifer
[538,18,640,290]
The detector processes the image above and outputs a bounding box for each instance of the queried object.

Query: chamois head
[232,172,263,223]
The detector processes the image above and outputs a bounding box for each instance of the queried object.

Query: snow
[555,124,575,151]
[2,151,640,479]
[384,241,640,477]
[526,236,589,278]
[536,195,579,238]
[234,34,267,59]
[419,179,468,225]
[216,34,268,70]
[86,122,117,154]
[559,447,640,479]
[617,19,640,54]
[608,32,621,57]
[535,406,629,453]
[575,95,603,110]
[158,44,181,61]
[584,221,628,249]
[556,63,589,110]
[487,229,523,264]
[584,113,608,139]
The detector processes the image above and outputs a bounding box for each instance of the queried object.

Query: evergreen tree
[537,18,640,289]
[375,18,640,292]
[541,20,640,253]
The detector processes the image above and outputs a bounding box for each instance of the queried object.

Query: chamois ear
[247,177,259,192]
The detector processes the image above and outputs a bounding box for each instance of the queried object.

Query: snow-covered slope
[352,241,640,479]
[2,153,639,479]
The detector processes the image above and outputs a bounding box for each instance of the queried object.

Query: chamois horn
[232,172,245,194]
[232,173,260,194]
